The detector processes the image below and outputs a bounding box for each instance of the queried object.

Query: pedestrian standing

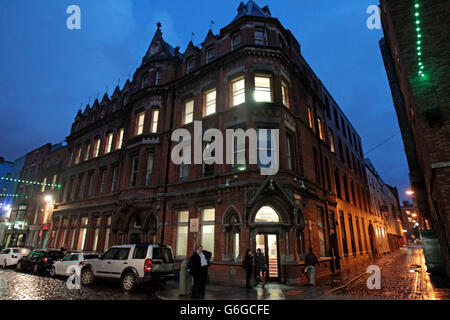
[188,246,202,299]
[254,248,268,288]
[305,247,319,286]
[242,249,254,288]
[198,245,211,297]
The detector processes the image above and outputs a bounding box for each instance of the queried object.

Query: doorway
[255,233,280,281]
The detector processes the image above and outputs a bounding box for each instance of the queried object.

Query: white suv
[80,244,174,292]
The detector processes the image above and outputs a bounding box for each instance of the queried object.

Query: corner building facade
[50,1,392,286]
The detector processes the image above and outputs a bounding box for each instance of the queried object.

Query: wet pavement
[0,268,159,300]
[0,246,448,300]
[325,246,450,300]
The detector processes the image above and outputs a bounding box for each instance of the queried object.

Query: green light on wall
[415,4,419,8]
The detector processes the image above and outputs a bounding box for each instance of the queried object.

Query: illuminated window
[282,82,289,107]
[85,143,91,161]
[232,78,245,106]
[317,117,324,140]
[308,107,314,130]
[204,89,216,116]
[94,139,101,158]
[75,147,82,165]
[105,132,113,153]
[328,128,335,153]
[254,75,272,102]
[176,210,189,257]
[136,112,145,135]
[184,100,194,124]
[201,209,215,258]
[117,128,124,149]
[255,206,280,223]
[151,110,159,133]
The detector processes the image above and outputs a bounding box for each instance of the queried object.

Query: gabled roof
[112,86,121,99]
[184,41,200,58]
[202,29,218,48]
[143,24,176,63]
[83,104,91,115]
[232,0,271,23]
[100,93,110,105]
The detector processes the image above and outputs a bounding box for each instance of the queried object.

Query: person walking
[304,247,319,286]
[242,249,254,288]
[254,248,268,288]
[198,245,211,297]
[188,246,202,299]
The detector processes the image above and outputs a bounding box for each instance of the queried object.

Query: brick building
[3,143,66,249]
[49,1,391,285]
[379,0,449,276]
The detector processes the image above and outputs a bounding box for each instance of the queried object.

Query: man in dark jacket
[198,245,211,296]
[188,246,202,299]
[304,247,319,286]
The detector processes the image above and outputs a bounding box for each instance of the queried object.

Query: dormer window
[254,29,265,46]
[186,57,195,74]
[206,46,215,64]
[231,33,241,51]
[155,69,162,86]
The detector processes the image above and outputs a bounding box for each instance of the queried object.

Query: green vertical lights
[414,1,425,78]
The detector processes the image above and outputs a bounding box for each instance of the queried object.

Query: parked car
[0,248,30,268]
[50,252,100,277]
[80,244,174,292]
[16,250,66,274]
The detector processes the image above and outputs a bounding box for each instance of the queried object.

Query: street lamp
[406,190,415,196]
[44,195,53,202]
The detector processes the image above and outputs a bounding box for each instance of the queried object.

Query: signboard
[190,218,199,233]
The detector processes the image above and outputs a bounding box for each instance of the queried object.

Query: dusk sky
[0,0,411,201]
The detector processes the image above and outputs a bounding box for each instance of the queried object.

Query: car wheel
[50,266,56,277]
[121,272,136,292]
[2,259,7,268]
[81,268,94,286]
[33,264,40,274]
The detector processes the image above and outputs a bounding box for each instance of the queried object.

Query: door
[255,233,280,282]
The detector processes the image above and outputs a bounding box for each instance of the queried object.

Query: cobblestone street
[0,247,448,300]
[0,268,159,300]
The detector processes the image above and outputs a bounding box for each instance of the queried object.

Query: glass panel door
[255,233,280,281]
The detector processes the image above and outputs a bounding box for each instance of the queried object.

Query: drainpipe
[160,86,176,245]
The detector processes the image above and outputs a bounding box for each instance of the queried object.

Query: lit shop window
[176,210,189,257]
[201,208,215,258]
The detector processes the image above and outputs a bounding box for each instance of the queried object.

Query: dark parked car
[16,250,66,274]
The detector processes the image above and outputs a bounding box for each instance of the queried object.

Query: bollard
[178,259,192,296]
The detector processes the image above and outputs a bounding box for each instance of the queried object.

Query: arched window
[222,207,242,261]
[254,206,280,223]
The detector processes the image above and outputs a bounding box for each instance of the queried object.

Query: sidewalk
[158,249,407,300]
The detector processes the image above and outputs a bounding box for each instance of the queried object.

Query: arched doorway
[368,223,377,256]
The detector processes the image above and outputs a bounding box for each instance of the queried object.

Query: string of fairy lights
[0,193,29,199]
[0,176,62,189]
[414,1,425,78]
